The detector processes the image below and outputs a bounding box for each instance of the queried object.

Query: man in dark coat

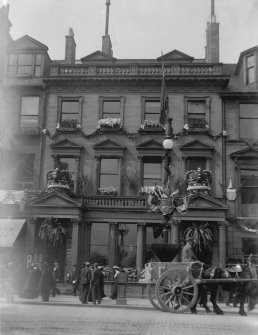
[181,237,198,262]
[50,261,60,297]
[79,262,91,304]
[71,264,79,296]
[39,261,52,302]
[90,263,102,305]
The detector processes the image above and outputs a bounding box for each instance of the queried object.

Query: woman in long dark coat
[40,262,52,302]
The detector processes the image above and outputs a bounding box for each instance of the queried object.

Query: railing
[83,196,146,209]
[50,63,223,77]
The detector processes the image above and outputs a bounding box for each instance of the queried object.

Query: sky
[1,0,258,63]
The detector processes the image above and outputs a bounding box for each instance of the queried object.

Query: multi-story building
[0,1,257,280]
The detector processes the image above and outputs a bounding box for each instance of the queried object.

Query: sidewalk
[1,294,257,314]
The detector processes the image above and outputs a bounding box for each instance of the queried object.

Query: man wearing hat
[181,236,198,262]
[90,263,102,305]
[79,262,91,304]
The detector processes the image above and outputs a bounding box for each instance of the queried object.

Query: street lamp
[162,117,173,244]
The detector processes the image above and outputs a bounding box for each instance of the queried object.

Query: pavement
[1,293,258,314]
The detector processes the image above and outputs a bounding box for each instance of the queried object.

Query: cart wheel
[155,268,198,313]
[147,283,163,311]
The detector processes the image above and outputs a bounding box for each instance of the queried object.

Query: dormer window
[8,53,43,78]
[246,54,255,84]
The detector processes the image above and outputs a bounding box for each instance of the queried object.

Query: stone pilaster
[218,221,227,268]
[171,219,180,261]
[108,222,118,268]
[136,223,146,272]
[74,156,80,194]
[25,217,37,255]
[71,219,81,266]
[82,221,91,263]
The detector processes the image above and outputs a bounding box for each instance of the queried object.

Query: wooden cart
[142,261,258,313]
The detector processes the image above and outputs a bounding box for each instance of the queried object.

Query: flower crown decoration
[96,118,123,130]
[46,168,73,186]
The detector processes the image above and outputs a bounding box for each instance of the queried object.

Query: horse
[219,263,258,316]
[191,261,258,316]
[188,262,224,315]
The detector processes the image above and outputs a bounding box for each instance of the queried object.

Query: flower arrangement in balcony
[139,185,164,196]
[185,167,214,195]
[46,168,73,192]
[96,118,123,132]
[97,186,118,196]
[184,119,209,132]
[56,119,81,131]
[139,120,165,133]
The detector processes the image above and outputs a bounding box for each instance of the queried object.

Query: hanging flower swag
[38,217,66,247]
[238,220,258,235]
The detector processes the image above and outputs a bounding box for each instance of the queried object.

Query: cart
[143,261,258,313]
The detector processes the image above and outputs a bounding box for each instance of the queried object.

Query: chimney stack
[65,28,76,64]
[102,0,113,56]
[205,0,219,63]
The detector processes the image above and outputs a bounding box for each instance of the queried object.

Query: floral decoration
[38,217,66,247]
[139,120,165,131]
[46,168,73,186]
[139,185,167,197]
[185,119,208,130]
[57,119,80,129]
[185,168,214,187]
[97,186,118,195]
[96,118,123,130]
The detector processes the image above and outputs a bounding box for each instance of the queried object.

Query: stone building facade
[0,1,257,279]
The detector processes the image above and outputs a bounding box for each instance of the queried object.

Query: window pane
[103,101,120,117]
[145,101,160,114]
[101,159,117,173]
[21,97,39,115]
[100,175,118,188]
[9,54,16,66]
[247,68,255,84]
[61,101,79,115]
[188,101,206,115]
[240,120,258,138]
[247,55,254,68]
[240,104,258,118]
[143,162,161,186]
[241,170,258,216]
[90,223,109,265]
[187,158,206,171]
[18,54,33,65]
[20,116,38,127]
[34,66,41,77]
[35,54,42,65]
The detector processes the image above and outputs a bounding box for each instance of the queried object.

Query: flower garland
[139,120,165,131]
[238,220,258,235]
[97,186,118,195]
[96,118,123,130]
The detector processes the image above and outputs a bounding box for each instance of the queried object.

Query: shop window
[246,55,255,84]
[20,96,39,127]
[90,223,109,265]
[240,169,258,217]
[239,104,258,139]
[100,158,118,188]
[143,158,162,186]
[118,224,137,268]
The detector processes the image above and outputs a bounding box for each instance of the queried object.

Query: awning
[0,219,26,247]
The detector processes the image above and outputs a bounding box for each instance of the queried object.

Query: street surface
[0,296,258,335]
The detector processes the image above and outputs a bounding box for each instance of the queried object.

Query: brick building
[0,1,257,279]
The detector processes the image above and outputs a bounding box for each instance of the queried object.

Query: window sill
[15,127,41,136]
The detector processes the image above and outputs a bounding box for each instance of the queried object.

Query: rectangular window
[241,169,258,217]
[61,100,79,121]
[100,158,118,188]
[90,223,109,265]
[14,153,34,190]
[246,55,255,84]
[17,54,33,76]
[240,104,258,139]
[102,100,121,119]
[187,100,206,128]
[144,100,160,122]
[185,158,206,172]
[57,157,76,174]
[7,54,17,77]
[34,54,42,77]
[20,97,39,127]
[143,159,162,186]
